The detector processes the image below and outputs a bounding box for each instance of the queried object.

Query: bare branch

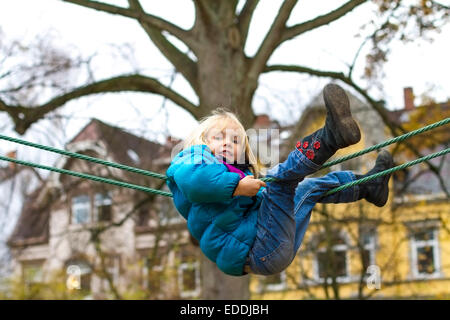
[264,64,449,197]
[430,0,450,10]
[0,98,8,112]
[126,0,199,94]
[238,0,260,45]
[62,0,195,48]
[193,0,218,20]
[248,0,298,79]
[2,74,199,134]
[281,0,367,43]
[264,64,393,123]
[138,22,199,94]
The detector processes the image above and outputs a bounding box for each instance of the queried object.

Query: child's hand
[232,175,266,197]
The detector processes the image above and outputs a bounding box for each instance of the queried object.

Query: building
[5,119,202,299]
[4,88,449,299]
[251,87,450,299]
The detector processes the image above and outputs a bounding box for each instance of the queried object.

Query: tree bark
[192,7,256,297]
[200,256,250,300]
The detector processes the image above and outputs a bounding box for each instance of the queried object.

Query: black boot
[356,150,394,207]
[295,84,361,165]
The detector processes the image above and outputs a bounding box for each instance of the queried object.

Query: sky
[0,0,449,168]
[0,0,449,148]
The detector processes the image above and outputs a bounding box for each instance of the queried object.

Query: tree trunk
[193,23,257,300]
[200,255,250,299]
[196,22,257,128]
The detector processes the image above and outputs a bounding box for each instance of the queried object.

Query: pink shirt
[219,159,247,179]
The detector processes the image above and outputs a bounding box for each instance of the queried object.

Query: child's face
[206,125,245,164]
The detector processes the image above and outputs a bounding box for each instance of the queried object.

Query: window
[178,261,200,298]
[127,149,140,164]
[158,188,184,226]
[143,255,164,295]
[136,207,151,227]
[177,249,200,298]
[259,272,287,292]
[65,259,92,293]
[100,256,120,292]
[22,260,44,288]
[360,228,377,270]
[394,146,449,197]
[94,192,112,222]
[314,231,350,283]
[72,195,90,224]
[340,157,362,171]
[71,192,113,225]
[317,250,347,279]
[410,227,441,279]
[136,189,184,229]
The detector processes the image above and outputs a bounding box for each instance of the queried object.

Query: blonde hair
[183,108,266,178]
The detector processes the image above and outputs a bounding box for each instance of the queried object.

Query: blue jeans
[247,147,361,275]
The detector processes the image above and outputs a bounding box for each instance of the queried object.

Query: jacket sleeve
[173,163,241,203]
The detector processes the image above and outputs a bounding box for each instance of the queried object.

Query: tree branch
[265,64,393,123]
[62,0,195,48]
[281,0,367,43]
[63,0,200,91]
[264,64,449,197]
[139,22,199,92]
[192,0,218,27]
[0,98,9,112]
[126,0,199,94]
[238,0,260,45]
[3,75,199,134]
[248,0,298,79]
[430,0,450,10]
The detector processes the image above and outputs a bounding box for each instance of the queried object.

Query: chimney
[403,87,415,111]
[6,150,17,170]
[254,114,271,128]
[166,135,180,146]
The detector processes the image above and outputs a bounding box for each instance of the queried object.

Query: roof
[8,118,180,248]
[7,187,51,247]
[0,151,20,182]
[287,88,372,154]
[283,88,450,161]
[68,118,176,167]
[387,101,450,125]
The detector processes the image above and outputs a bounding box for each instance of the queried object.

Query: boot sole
[371,151,394,207]
[323,84,361,148]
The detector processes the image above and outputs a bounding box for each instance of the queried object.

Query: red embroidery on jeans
[314,141,321,149]
[306,149,315,160]
[302,141,309,149]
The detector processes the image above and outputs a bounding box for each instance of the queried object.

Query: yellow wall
[250,113,450,300]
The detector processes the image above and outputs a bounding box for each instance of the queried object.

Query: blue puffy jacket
[165,144,265,276]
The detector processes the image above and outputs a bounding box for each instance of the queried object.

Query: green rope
[323,147,449,196]
[1,147,448,199]
[1,117,448,197]
[1,117,448,184]
[0,155,173,197]
[0,134,167,180]
[322,117,450,168]
[259,117,450,182]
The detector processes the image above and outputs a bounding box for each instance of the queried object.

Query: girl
[166,84,394,276]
